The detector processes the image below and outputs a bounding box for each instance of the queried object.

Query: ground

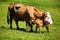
[0,0,60,40]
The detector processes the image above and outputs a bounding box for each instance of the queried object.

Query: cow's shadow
[0,26,8,29]
[0,26,44,33]
[1,26,27,32]
[0,26,33,32]
[12,28,26,32]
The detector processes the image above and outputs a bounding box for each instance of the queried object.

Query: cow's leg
[35,24,38,32]
[29,22,33,32]
[39,26,42,34]
[30,24,33,32]
[26,21,33,32]
[26,21,29,31]
[45,24,50,32]
[37,24,42,33]
[45,22,50,32]
[10,18,12,29]
[36,27,37,32]
[15,20,19,29]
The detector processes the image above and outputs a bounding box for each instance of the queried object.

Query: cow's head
[45,12,53,24]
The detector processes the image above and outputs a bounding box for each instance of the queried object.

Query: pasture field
[0,0,60,40]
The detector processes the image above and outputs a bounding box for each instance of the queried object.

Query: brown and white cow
[7,3,51,32]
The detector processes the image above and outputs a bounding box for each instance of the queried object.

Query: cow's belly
[13,15,30,21]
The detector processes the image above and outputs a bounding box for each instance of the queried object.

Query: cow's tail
[7,7,10,24]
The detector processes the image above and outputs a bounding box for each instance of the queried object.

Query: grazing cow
[7,3,53,32]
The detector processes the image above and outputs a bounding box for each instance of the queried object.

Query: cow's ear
[43,13,45,16]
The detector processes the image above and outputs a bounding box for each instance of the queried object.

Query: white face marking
[45,12,53,24]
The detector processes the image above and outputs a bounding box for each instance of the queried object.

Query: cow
[7,3,53,32]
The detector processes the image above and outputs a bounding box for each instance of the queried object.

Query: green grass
[0,0,60,40]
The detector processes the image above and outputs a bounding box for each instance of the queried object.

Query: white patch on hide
[45,12,53,24]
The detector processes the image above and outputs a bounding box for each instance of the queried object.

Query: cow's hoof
[17,28,20,30]
[47,31,50,33]
[10,27,12,29]
[30,30,34,32]
[35,31,37,33]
